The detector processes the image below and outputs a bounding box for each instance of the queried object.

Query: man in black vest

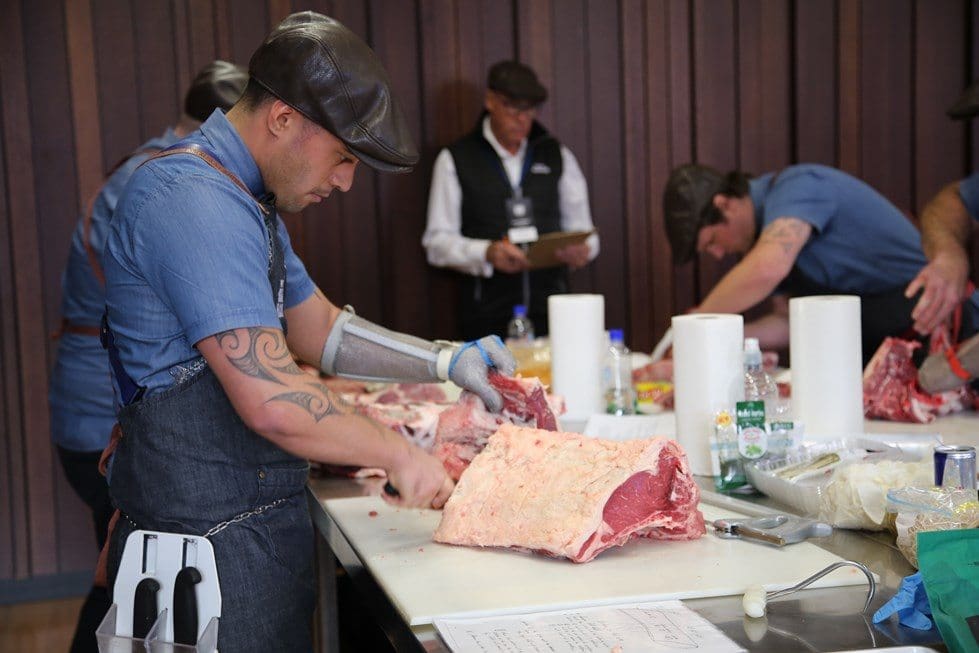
[423,60,599,340]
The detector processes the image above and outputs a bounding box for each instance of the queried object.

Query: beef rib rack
[433,424,705,563]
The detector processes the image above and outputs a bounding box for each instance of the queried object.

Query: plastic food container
[885,486,979,568]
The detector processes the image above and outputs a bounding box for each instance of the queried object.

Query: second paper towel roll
[672,314,744,476]
[790,295,864,439]
[549,294,605,421]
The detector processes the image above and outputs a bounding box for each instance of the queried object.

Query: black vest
[448,118,569,339]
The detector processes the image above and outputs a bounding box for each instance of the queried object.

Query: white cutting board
[324,496,871,626]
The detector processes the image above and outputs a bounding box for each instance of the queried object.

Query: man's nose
[708,245,724,260]
[331,167,356,193]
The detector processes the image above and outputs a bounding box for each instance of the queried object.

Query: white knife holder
[96,530,221,653]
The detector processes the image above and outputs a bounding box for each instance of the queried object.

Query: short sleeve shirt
[748,164,927,295]
[103,110,315,396]
[958,171,979,221]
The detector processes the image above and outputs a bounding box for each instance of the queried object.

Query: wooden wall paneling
[838,0,862,176]
[736,0,791,174]
[621,0,652,351]
[1,0,57,577]
[371,0,431,335]
[859,0,914,211]
[794,0,837,165]
[419,0,467,338]
[22,0,93,574]
[914,0,968,215]
[91,1,141,170]
[0,6,25,580]
[66,0,103,229]
[181,0,216,72]
[222,1,269,66]
[691,0,738,299]
[581,0,627,333]
[668,0,696,316]
[516,0,554,128]
[132,2,180,142]
[971,0,979,279]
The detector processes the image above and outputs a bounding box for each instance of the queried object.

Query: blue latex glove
[872,572,933,630]
[447,336,516,413]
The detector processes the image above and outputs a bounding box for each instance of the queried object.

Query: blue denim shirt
[749,164,927,294]
[49,129,179,451]
[958,171,979,221]
[103,110,315,397]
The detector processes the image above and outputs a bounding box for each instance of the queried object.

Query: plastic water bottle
[743,338,778,408]
[506,305,535,342]
[604,329,635,415]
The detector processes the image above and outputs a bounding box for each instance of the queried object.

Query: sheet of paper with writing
[433,599,745,653]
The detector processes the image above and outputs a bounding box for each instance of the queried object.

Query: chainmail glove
[447,336,516,412]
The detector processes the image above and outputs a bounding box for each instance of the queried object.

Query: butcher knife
[172,566,203,645]
[132,577,160,640]
[649,327,673,363]
[383,481,400,497]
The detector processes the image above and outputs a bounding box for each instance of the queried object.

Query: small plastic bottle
[739,338,778,461]
[506,305,535,342]
[604,329,635,415]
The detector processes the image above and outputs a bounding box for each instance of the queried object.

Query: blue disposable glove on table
[872,572,933,630]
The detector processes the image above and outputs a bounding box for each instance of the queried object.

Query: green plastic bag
[917,528,979,653]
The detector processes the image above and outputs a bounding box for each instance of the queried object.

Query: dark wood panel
[838,0,862,175]
[186,0,220,66]
[737,0,791,174]
[583,0,627,333]
[91,0,141,170]
[860,0,914,210]
[692,0,738,299]
[914,0,968,214]
[2,0,56,578]
[132,2,180,141]
[794,0,837,164]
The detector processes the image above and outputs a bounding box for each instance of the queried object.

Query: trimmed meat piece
[433,374,561,480]
[434,424,705,563]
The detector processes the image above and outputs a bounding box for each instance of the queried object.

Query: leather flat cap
[488,61,547,106]
[947,79,979,120]
[249,11,419,173]
[663,164,725,265]
[184,60,248,122]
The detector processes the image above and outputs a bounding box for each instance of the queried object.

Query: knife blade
[172,566,202,645]
[132,577,160,640]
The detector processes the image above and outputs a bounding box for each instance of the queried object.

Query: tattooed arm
[196,326,454,508]
[695,216,812,315]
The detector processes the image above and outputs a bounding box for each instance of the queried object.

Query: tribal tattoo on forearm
[758,217,810,256]
[216,327,347,422]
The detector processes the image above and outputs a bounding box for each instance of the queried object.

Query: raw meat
[356,401,449,451]
[434,424,705,562]
[863,337,973,423]
[433,374,561,480]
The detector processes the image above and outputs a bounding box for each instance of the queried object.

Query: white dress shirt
[422,116,600,277]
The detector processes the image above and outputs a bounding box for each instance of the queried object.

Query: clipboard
[525,230,595,270]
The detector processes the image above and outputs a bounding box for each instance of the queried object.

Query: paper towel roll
[548,294,605,421]
[790,295,864,439]
[672,314,744,475]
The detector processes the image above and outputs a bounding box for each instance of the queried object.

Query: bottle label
[735,401,768,460]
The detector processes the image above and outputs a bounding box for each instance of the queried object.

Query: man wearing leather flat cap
[423,60,600,340]
[906,80,979,392]
[663,163,930,363]
[49,59,247,653]
[101,12,512,651]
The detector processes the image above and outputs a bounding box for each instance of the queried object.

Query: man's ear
[712,193,731,221]
[267,100,298,137]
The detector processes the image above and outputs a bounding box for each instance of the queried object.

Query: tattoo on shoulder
[759,217,810,255]
[266,391,338,422]
[216,327,302,385]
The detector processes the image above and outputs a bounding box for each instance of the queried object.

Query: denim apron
[105,147,314,652]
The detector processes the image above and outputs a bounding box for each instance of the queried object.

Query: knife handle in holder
[132,577,160,640]
[173,566,203,645]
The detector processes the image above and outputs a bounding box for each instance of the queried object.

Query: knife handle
[173,566,202,645]
[383,481,400,497]
[132,577,160,640]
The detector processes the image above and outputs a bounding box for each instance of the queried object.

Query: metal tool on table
[742,560,876,618]
[712,514,832,546]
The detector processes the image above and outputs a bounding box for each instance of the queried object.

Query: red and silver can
[934,445,977,490]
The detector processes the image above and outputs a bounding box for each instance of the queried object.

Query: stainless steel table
[308,470,948,652]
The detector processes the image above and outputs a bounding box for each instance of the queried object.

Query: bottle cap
[609,328,624,343]
[744,337,760,353]
[513,304,527,317]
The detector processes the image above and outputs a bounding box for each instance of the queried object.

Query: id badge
[505,196,538,245]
